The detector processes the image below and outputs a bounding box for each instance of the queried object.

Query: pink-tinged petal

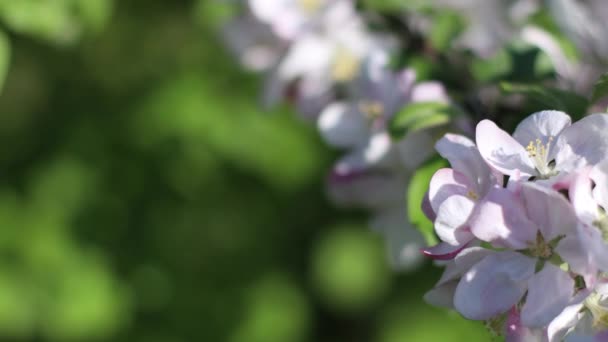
[547,292,587,342]
[570,168,598,225]
[591,160,608,210]
[548,172,577,192]
[476,120,537,178]
[454,252,535,320]
[428,168,473,213]
[434,195,475,246]
[522,263,574,327]
[521,182,577,240]
[512,110,571,162]
[436,133,498,195]
[424,280,457,309]
[556,114,608,173]
[421,190,436,221]
[469,188,537,249]
[506,307,549,342]
[317,102,369,148]
[421,241,470,261]
[411,82,449,103]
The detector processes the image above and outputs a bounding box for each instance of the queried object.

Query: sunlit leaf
[407,156,447,246]
[389,102,461,140]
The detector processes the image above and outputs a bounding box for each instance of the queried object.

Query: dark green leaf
[591,73,608,103]
[500,82,589,119]
[0,30,10,93]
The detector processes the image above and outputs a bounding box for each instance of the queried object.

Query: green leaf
[429,11,464,52]
[500,82,589,119]
[407,156,447,246]
[591,73,608,103]
[362,0,426,11]
[388,102,460,140]
[0,30,10,93]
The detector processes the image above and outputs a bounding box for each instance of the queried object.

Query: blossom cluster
[423,110,608,340]
[221,0,608,340]
[224,0,458,270]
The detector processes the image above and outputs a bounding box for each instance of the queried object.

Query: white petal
[394,129,436,170]
[411,82,449,103]
[547,292,587,342]
[318,102,369,148]
[469,188,537,249]
[570,169,599,225]
[522,263,574,327]
[428,168,472,213]
[334,132,393,175]
[434,195,475,245]
[591,160,608,210]
[424,280,457,309]
[370,206,425,271]
[455,252,535,320]
[520,182,577,240]
[556,113,608,172]
[512,110,571,161]
[436,133,497,195]
[476,120,536,177]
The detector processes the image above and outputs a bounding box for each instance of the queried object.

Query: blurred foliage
[0,0,498,341]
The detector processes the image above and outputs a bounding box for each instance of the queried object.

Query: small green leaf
[591,73,608,103]
[500,82,589,119]
[389,102,459,140]
[407,156,448,246]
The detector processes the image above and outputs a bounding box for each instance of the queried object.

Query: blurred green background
[0,0,492,341]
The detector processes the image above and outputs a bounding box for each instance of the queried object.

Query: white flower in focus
[476,111,608,184]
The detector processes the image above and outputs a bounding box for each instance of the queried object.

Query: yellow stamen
[298,0,322,13]
[467,190,479,200]
[359,101,384,120]
[525,136,555,177]
[586,293,608,329]
[331,47,360,82]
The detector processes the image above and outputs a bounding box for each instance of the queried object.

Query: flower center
[298,0,322,13]
[358,100,384,120]
[585,292,608,330]
[525,137,556,178]
[467,190,479,200]
[528,232,553,259]
[593,208,608,241]
[331,47,360,82]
